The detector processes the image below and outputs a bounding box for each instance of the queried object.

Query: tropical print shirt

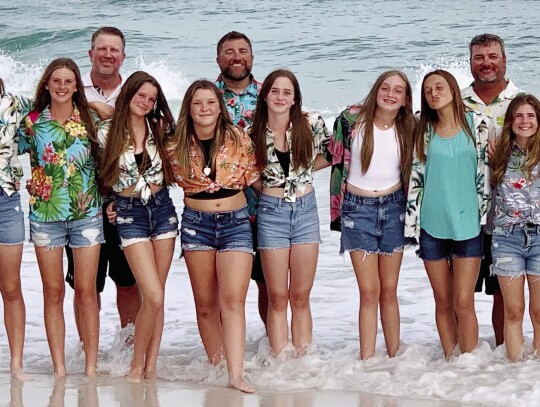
[0,94,33,195]
[97,120,165,204]
[19,107,101,222]
[167,127,259,195]
[260,112,330,202]
[462,80,524,130]
[404,110,496,243]
[494,143,540,228]
[215,74,261,129]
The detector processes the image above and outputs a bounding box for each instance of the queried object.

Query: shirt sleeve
[239,129,260,186]
[309,112,331,155]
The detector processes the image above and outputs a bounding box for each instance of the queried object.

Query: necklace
[203,160,211,176]
[200,138,214,176]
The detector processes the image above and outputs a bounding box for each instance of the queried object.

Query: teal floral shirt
[495,143,540,228]
[259,112,330,202]
[215,74,261,129]
[0,93,33,195]
[97,120,165,204]
[19,107,101,222]
[404,110,496,243]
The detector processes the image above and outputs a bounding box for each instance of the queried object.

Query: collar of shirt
[39,105,81,124]
[461,80,522,106]
[215,74,260,98]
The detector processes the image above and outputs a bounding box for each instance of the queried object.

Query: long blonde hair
[491,94,540,185]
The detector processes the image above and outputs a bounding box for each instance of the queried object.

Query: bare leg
[528,275,540,355]
[72,246,100,377]
[498,275,525,361]
[452,257,481,353]
[217,251,253,393]
[256,281,269,332]
[424,259,458,359]
[0,244,26,379]
[184,250,224,364]
[261,248,291,356]
[492,289,505,346]
[289,243,318,354]
[379,252,403,357]
[35,246,66,378]
[116,284,141,328]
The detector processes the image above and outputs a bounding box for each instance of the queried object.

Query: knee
[529,306,540,325]
[434,295,453,314]
[268,291,289,312]
[380,286,398,305]
[44,286,65,306]
[359,287,380,307]
[1,283,23,303]
[453,295,475,317]
[144,291,164,313]
[74,286,98,305]
[195,298,219,320]
[289,290,311,310]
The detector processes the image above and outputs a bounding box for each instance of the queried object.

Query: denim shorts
[340,188,406,255]
[257,190,321,249]
[181,205,252,253]
[418,228,483,261]
[492,223,540,277]
[30,215,105,248]
[0,189,25,245]
[116,188,179,248]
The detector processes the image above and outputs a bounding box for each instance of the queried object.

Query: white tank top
[347,124,401,190]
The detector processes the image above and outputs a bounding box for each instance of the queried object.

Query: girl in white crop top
[327,70,416,360]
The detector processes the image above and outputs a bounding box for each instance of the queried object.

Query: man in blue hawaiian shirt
[215,32,267,330]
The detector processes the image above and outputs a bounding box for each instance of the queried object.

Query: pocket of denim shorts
[341,199,359,214]
[259,201,277,214]
[234,208,250,224]
[493,226,512,238]
[116,199,129,212]
[181,210,200,224]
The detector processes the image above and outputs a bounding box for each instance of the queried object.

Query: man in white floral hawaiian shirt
[462,33,525,347]
[215,32,268,330]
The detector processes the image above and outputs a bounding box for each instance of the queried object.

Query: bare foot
[126,366,144,383]
[54,366,67,379]
[10,366,28,381]
[85,366,97,378]
[228,377,254,393]
[144,370,157,380]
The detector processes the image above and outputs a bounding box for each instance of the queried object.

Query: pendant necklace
[203,161,211,176]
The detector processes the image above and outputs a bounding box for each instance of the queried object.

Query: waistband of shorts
[115,187,169,207]
[344,187,405,205]
[260,189,316,207]
[496,222,540,234]
[183,204,248,219]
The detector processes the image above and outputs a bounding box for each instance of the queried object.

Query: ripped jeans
[115,188,179,248]
[492,223,540,277]
[30,215,105,249]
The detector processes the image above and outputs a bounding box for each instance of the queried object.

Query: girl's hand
[25,179,37,194]
[106,201,117,224]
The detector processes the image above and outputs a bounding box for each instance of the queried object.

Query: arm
[90,101,115,120]
[314,154,331,171]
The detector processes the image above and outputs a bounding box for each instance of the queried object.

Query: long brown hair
[33,58,99,165]
[250,69,313,171]
[491,94,540,185]
[415,69,473,163]
[169,79,241,177]
[100,71,176,187]
[353,70,416,183]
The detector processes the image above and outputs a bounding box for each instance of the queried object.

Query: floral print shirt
[19,107,101,222]
[260,112,330,202]
[0,94,33,195]
[97,120,165,204]
[168,127,259,195]
[215,74,261,129]
[404,110,496,243]
[494,143,540,228]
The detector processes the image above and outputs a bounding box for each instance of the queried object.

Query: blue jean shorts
[492,223,540,277]
[181,205,252,253]
[116,188,179,248]
[0,189,25,245]
[340,188,406,255]
[257,190,321,249]
[30,215,105,248]
[418,228,483,261]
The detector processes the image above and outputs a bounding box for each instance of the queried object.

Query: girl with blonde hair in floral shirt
[19,58,103,377]
[250,69,331,357]
[0,78,32,379]
[490,94,540,361]
[168,80,259,393]
[99,71,178,382]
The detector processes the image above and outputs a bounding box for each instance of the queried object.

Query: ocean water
[2,1,540,406]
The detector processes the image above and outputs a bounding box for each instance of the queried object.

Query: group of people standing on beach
[0,27,539,392]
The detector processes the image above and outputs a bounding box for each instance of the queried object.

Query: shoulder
[82,72,93,87]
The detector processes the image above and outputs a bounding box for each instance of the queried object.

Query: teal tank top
[420,113,480,240]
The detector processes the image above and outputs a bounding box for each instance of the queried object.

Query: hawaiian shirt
[404,110,496,243]
[168,127,259,195]
[494,143,540,228]
[260,112,330,202]
[215,74,261,129]
[462,80,524,130]
[19,107,101,222]
[0,94,32,195]
[97,120,165,204]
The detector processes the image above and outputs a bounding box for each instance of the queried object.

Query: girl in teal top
[406,70,494,359]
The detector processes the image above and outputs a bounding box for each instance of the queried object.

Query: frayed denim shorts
[257,189,321,249]
[340,188,406,255]
[418,228,483,261]
[30,215,105,249]
[116,188,179,248]
[492,223,540,277]
[0,189,24,245]
[181,205,252,253]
